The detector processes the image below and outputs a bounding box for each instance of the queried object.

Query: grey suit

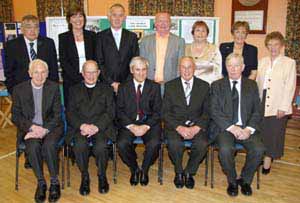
[210,77,265,184]
[140,33,185,84]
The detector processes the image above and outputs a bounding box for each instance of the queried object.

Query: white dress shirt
[111,28,122,50]
[181,77,194,105]
[227,77,255,134]
[75,41,86,73]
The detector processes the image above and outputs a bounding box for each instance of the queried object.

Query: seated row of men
[12,53,265,203]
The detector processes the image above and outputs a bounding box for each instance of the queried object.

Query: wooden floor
[0,119,300,203]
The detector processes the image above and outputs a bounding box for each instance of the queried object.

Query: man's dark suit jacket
[4,35,59,94]
[66,82,115,143]
[12,80,63,144]
[209,77,262,141]
[162,77,210,133]
[117,79,162,128]
[220,42,258,77]
[95,28,139,85]
[59,30,96,86]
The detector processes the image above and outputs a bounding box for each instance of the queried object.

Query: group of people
[4,3,296,203]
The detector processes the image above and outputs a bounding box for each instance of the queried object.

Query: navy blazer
[220,42,258,77]
[4,35,59,94]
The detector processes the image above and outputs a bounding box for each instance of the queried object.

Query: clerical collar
[84,83,96,88]
[31,80,43,89]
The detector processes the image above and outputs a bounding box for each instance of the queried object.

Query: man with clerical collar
[12,59,63,203]
[66,60,115,195]
[117,56,162,186]
[210,53,265,197]
[162,56,210,189]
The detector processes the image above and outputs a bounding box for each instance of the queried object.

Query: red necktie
[136,84,144,120]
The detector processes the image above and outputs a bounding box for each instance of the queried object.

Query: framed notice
[232,0,268,34]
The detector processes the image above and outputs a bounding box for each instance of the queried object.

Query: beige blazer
[256,56,296,116]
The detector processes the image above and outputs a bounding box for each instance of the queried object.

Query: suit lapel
[69,32,79,59]
[163,34,173,79]
[41,80,48,119]
[36,36,44,58]
[176,78,187,106]
[188,77,197,107]
[20,36,30,64]
[26,81,35,118]
[240,78,248,125]
[107,29,120,53]
[140,79,150,104]
[224,78,233,115]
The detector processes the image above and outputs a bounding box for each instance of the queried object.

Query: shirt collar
[181,76,194,85]
[111,27,122,35]
[229,77,241,84]
[24,36,37,45]
[133,79,145,88]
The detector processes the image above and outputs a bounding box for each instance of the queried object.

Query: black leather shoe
[34,183,47,203]
[262,167,271,175]
[24,158,32,169]
[237,178,252,196]
[130,169,140,186]
[227,183,238,197]
[174,173,184,189]
[184,173,195,189]
[48,184,61,202]
[98,176,109,194]
[79,176,90,196]
[140,171,149,186]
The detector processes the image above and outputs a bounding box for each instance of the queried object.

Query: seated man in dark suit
[210,53,265,197]
[12,59,63,203]
[162,56,210,189]
[4,14,59,170]
[67,60,115,195]
[117,56,162,186]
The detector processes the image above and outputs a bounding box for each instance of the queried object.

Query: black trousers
[73,132,109,177]
[117,124,161,173]
[165,129,208,175]
[25,129,62,181]
[216,131,265,184]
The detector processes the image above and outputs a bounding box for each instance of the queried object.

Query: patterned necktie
[232,81,239,123]
[185,81,191,105]
[29,42,37,60]
[136,84,144,120]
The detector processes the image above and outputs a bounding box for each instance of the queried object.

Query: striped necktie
[29,42,37,60]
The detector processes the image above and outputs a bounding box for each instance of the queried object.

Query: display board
[46,16,220,54]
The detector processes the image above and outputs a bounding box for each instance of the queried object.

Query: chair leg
[67,146,70,187]
[15,150,19,191]
[257,165,260,189]
[113,143,117,184]
[158,143,163,185]
[61,147,65,190]
[210,147,214,188]
[204,151,208,186]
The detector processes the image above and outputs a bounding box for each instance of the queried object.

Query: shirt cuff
[126,124,134,130]
[246,126,256,134]
[226,125,235,132]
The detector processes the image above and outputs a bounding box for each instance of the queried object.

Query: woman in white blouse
[256,31,297,175]
[59,5,96,107]
[185,21,222,84]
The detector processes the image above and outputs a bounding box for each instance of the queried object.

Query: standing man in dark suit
[12,59,63,203]
[210,53,265,197]
[162,56,210,189]
[96,3,139,93]
[4,15,59,95]
[117,56,162,186]
[67,60,115,195]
